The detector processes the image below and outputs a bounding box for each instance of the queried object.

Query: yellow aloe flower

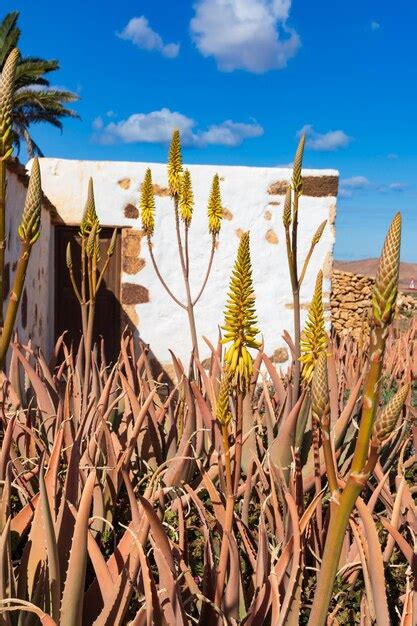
[179,169,194,226]
[168,129,183,196]
[140,168,156,238]
[221,232,260,393]
[207,174,223,236]
[300,270,327,382]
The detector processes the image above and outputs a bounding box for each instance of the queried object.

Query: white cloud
[190,0,300,73]
[93,108,263,147]
[200,120,264,145]
[299,125,352,151]
[341,176,370,189]
[387,153,398,160]
[389,182,407,192]
[118,16,180,58]
[339,175,370,199]
[371,21,380,30]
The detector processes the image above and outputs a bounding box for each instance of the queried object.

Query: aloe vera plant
[66,178,116,407]
[308,212,406,625]
[0,48,43,368]
[141,129,223,363]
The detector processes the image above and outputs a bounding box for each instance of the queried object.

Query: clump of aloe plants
[66,178,116,408]
[140,129,224,363]
[0,128,414,626]
[0,48,42,368]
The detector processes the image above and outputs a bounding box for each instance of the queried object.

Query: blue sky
[4,0,416,261]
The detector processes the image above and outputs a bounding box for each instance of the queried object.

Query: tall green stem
[0,160,6,329]
[233,392,244,493]
[174,195,200,361]
[0,242,30,367]
[215,422,234,608]
[308,327,386,624]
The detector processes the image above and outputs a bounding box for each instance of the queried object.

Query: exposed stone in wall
[124,203,139,219]
[118,178,131,189]
[123,257,146,275]
[268,180,288,195]
[265,228,278,244]
[331,270,416,338]
[264,210,272,221]
[268,175,338,197]
[122,228,145,277]
[122,229,142,257]
[121,283,149,305]
[153,184,170,197]
[222,208,233,220]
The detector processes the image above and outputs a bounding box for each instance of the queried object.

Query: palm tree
[0,11,79,158]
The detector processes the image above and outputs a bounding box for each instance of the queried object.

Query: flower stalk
[0,157,42,367]
[308,212,402,625]
[142,130,223,366]
[215,232,260,607]
[283,134,329,406]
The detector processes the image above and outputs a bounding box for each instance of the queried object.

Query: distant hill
[334,259,417,291]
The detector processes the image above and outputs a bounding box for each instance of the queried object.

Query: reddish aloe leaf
[59,471,96,626]
[39,464,61,622]
[383,476,406,563]
[11,345,56,416]
[262,353,286,406]
[276,493,301,626]
[355,499,390,626]
[0,601,57,626]
[399,582,413,626]
[0,416,15,482]
[269,392,305,480]
[135,540,163,626]
[379,518,414,566]
[152,544,186,626]
[0,517,12,626]
[138,495,175,572]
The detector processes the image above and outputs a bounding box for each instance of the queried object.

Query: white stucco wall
[5,168,54,356]
[32,158,337,366]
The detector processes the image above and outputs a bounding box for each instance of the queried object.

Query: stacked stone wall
[331,269,416,338]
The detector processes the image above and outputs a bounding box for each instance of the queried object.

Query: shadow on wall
[56,278,173,389]
[54,224,173,387]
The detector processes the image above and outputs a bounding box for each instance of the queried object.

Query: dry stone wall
[331,269,416,338]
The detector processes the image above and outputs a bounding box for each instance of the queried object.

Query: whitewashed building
[5,158,338,368]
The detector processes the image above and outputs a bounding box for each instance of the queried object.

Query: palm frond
[15,57,60,88]
[0,12,20,66]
